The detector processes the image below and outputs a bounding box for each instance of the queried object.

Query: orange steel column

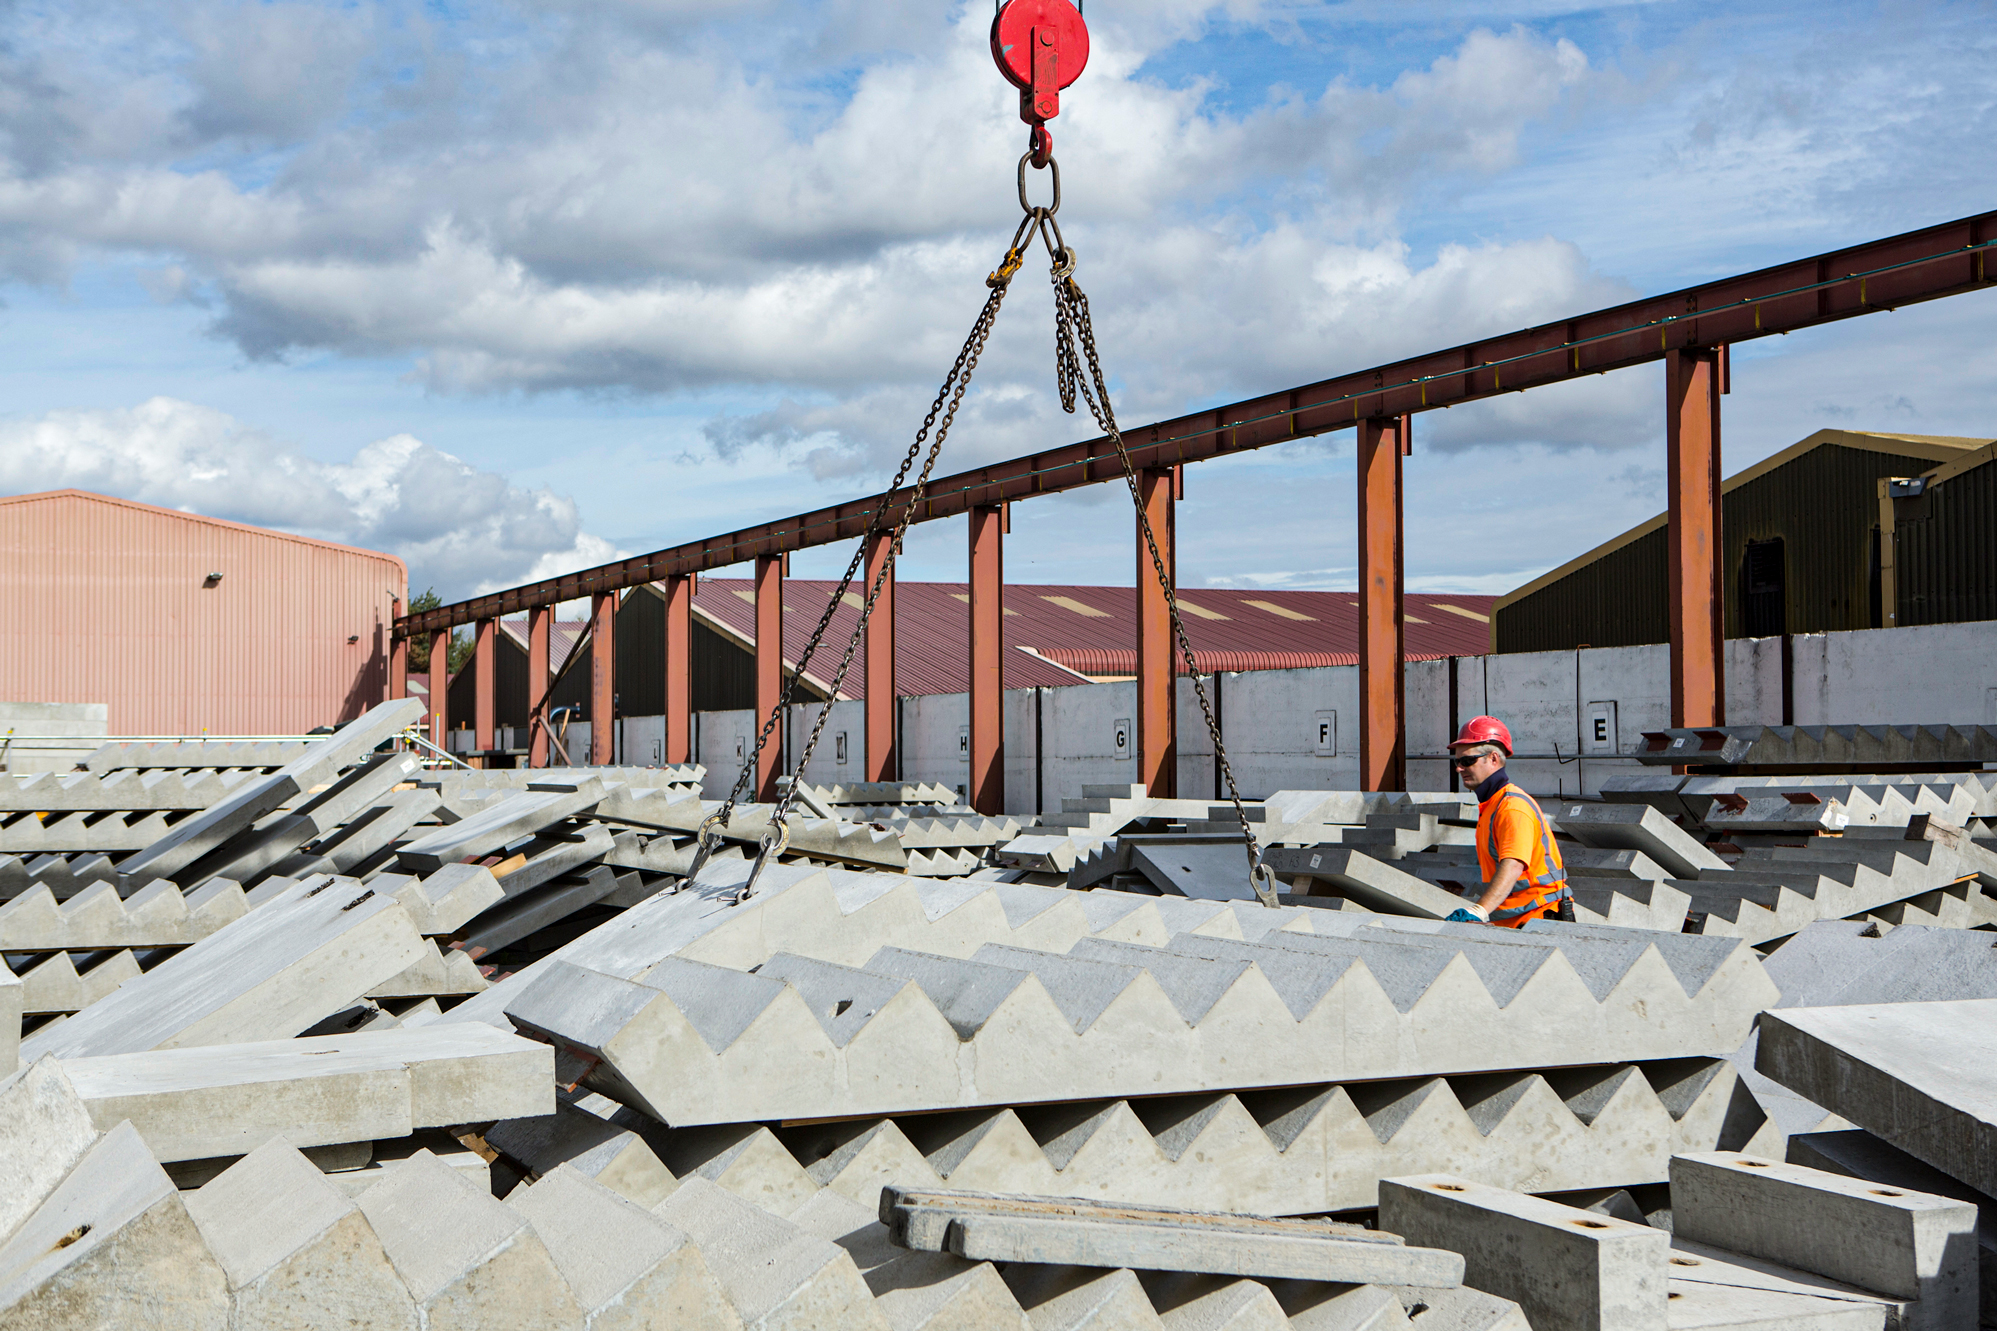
[1356,415,1407,792]
[663,574,693,766]
[864,531,898,782]
[390,600,407,700]
[590,591,617,766]
[429,629,451,751]
[967,504,1005,815]
[1136,466,1177,798]
[473,617,497,766]
[754,554,784,800]
[1667,349,1725,727]
[527,606,551,767]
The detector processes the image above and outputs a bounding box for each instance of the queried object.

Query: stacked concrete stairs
[83,736,319,771]
[0,767,269,811]
[0,1057,1525,1331]
[803,780,962,808]
[998,784,1218,873]
[1633,722,1997,769]
[1604,769,1997,824]
[434,860,1360,1036]
[0,861,507,1020]
[0,852,116,900]
[498,906,1775,1124]
[621,1052,1749,1215]
[492,1097,1535,1330]
[1669,831,1997,944]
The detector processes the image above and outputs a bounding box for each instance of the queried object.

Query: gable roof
[0,488,408,576]
[1491,429,1994,619]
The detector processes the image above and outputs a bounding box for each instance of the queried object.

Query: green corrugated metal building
[1491,429,1995,654]
[1882,439,1997,630]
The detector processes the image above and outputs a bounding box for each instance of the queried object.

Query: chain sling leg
[1037,189,1280,908]
[683,213,1042,903]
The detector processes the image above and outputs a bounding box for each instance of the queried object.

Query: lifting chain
[683,221,1032,903]
[687,138,1278,910]
[1040,183,1280,910]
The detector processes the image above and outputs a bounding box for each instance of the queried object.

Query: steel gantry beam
[754,554,784,800]
[663,573,694,766]
[429,629,450,749]
[398,211,1997,642]
[589,591,617,766]
[1135,466,1178,799]
[1667,348,1727,728]
[1356,416,1408,793]
[473,617,497,764]
[967,504,1006,815]
[864,531,898,782]
[527,606,551,767]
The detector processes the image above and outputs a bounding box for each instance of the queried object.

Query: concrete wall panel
[670,621,1997,813]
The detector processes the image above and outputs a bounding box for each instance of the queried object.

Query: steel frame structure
[403,211,1996,789]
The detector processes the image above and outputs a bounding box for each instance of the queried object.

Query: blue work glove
[1445,906,1490,924]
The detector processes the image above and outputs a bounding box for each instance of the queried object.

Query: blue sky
[1,0,1993,602]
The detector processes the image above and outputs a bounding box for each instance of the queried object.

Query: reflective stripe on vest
[1485,785,1571,925]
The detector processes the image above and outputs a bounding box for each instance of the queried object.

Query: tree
[405,588,442,671]
[405,588,480,680]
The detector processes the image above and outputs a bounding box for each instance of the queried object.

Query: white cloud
[0,397,623,598]
[0,0,1989,608]
[0,7,1605,411]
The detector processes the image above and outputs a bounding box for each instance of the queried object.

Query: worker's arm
[1476,859,1526,915]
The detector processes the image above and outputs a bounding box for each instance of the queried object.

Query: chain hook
[1029,124,1053,168]
[731,818,792,906]
[677,810,728,892]
[1248,859,1282,910]
[988,246,1025,289]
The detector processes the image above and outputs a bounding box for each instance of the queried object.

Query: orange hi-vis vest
[1475,782,1572,927]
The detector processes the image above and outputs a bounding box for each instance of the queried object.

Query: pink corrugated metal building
[673,579,1499,696]
[0,489,407,735]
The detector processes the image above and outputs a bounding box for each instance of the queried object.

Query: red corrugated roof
[681,580,1495,700]
[499,619,588,676]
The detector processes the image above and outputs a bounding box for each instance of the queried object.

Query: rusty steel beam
[429,629,450,748]
[1356,417,1408,792]
[473,617,497,763]
[664,573,693,766]
[398,211,1997,637]
[864,530,898,782]
[1667,349,1725,728]
[590,592,617,766]
[967,504,1005,815]
[528,606,551,768]
[755,554,784,800]
[1135,467,1177,799]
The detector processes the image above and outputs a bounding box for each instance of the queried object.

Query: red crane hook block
[991,0,1089,133]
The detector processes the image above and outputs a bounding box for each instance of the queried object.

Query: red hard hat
[1449,715,1513,756]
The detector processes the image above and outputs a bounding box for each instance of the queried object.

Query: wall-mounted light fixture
[347,635,360,644]
[203,571,224,587]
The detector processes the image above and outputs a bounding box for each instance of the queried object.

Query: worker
[1444,716,1574,927]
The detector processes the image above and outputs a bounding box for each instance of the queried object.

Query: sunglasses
[1452,753,1494,769]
